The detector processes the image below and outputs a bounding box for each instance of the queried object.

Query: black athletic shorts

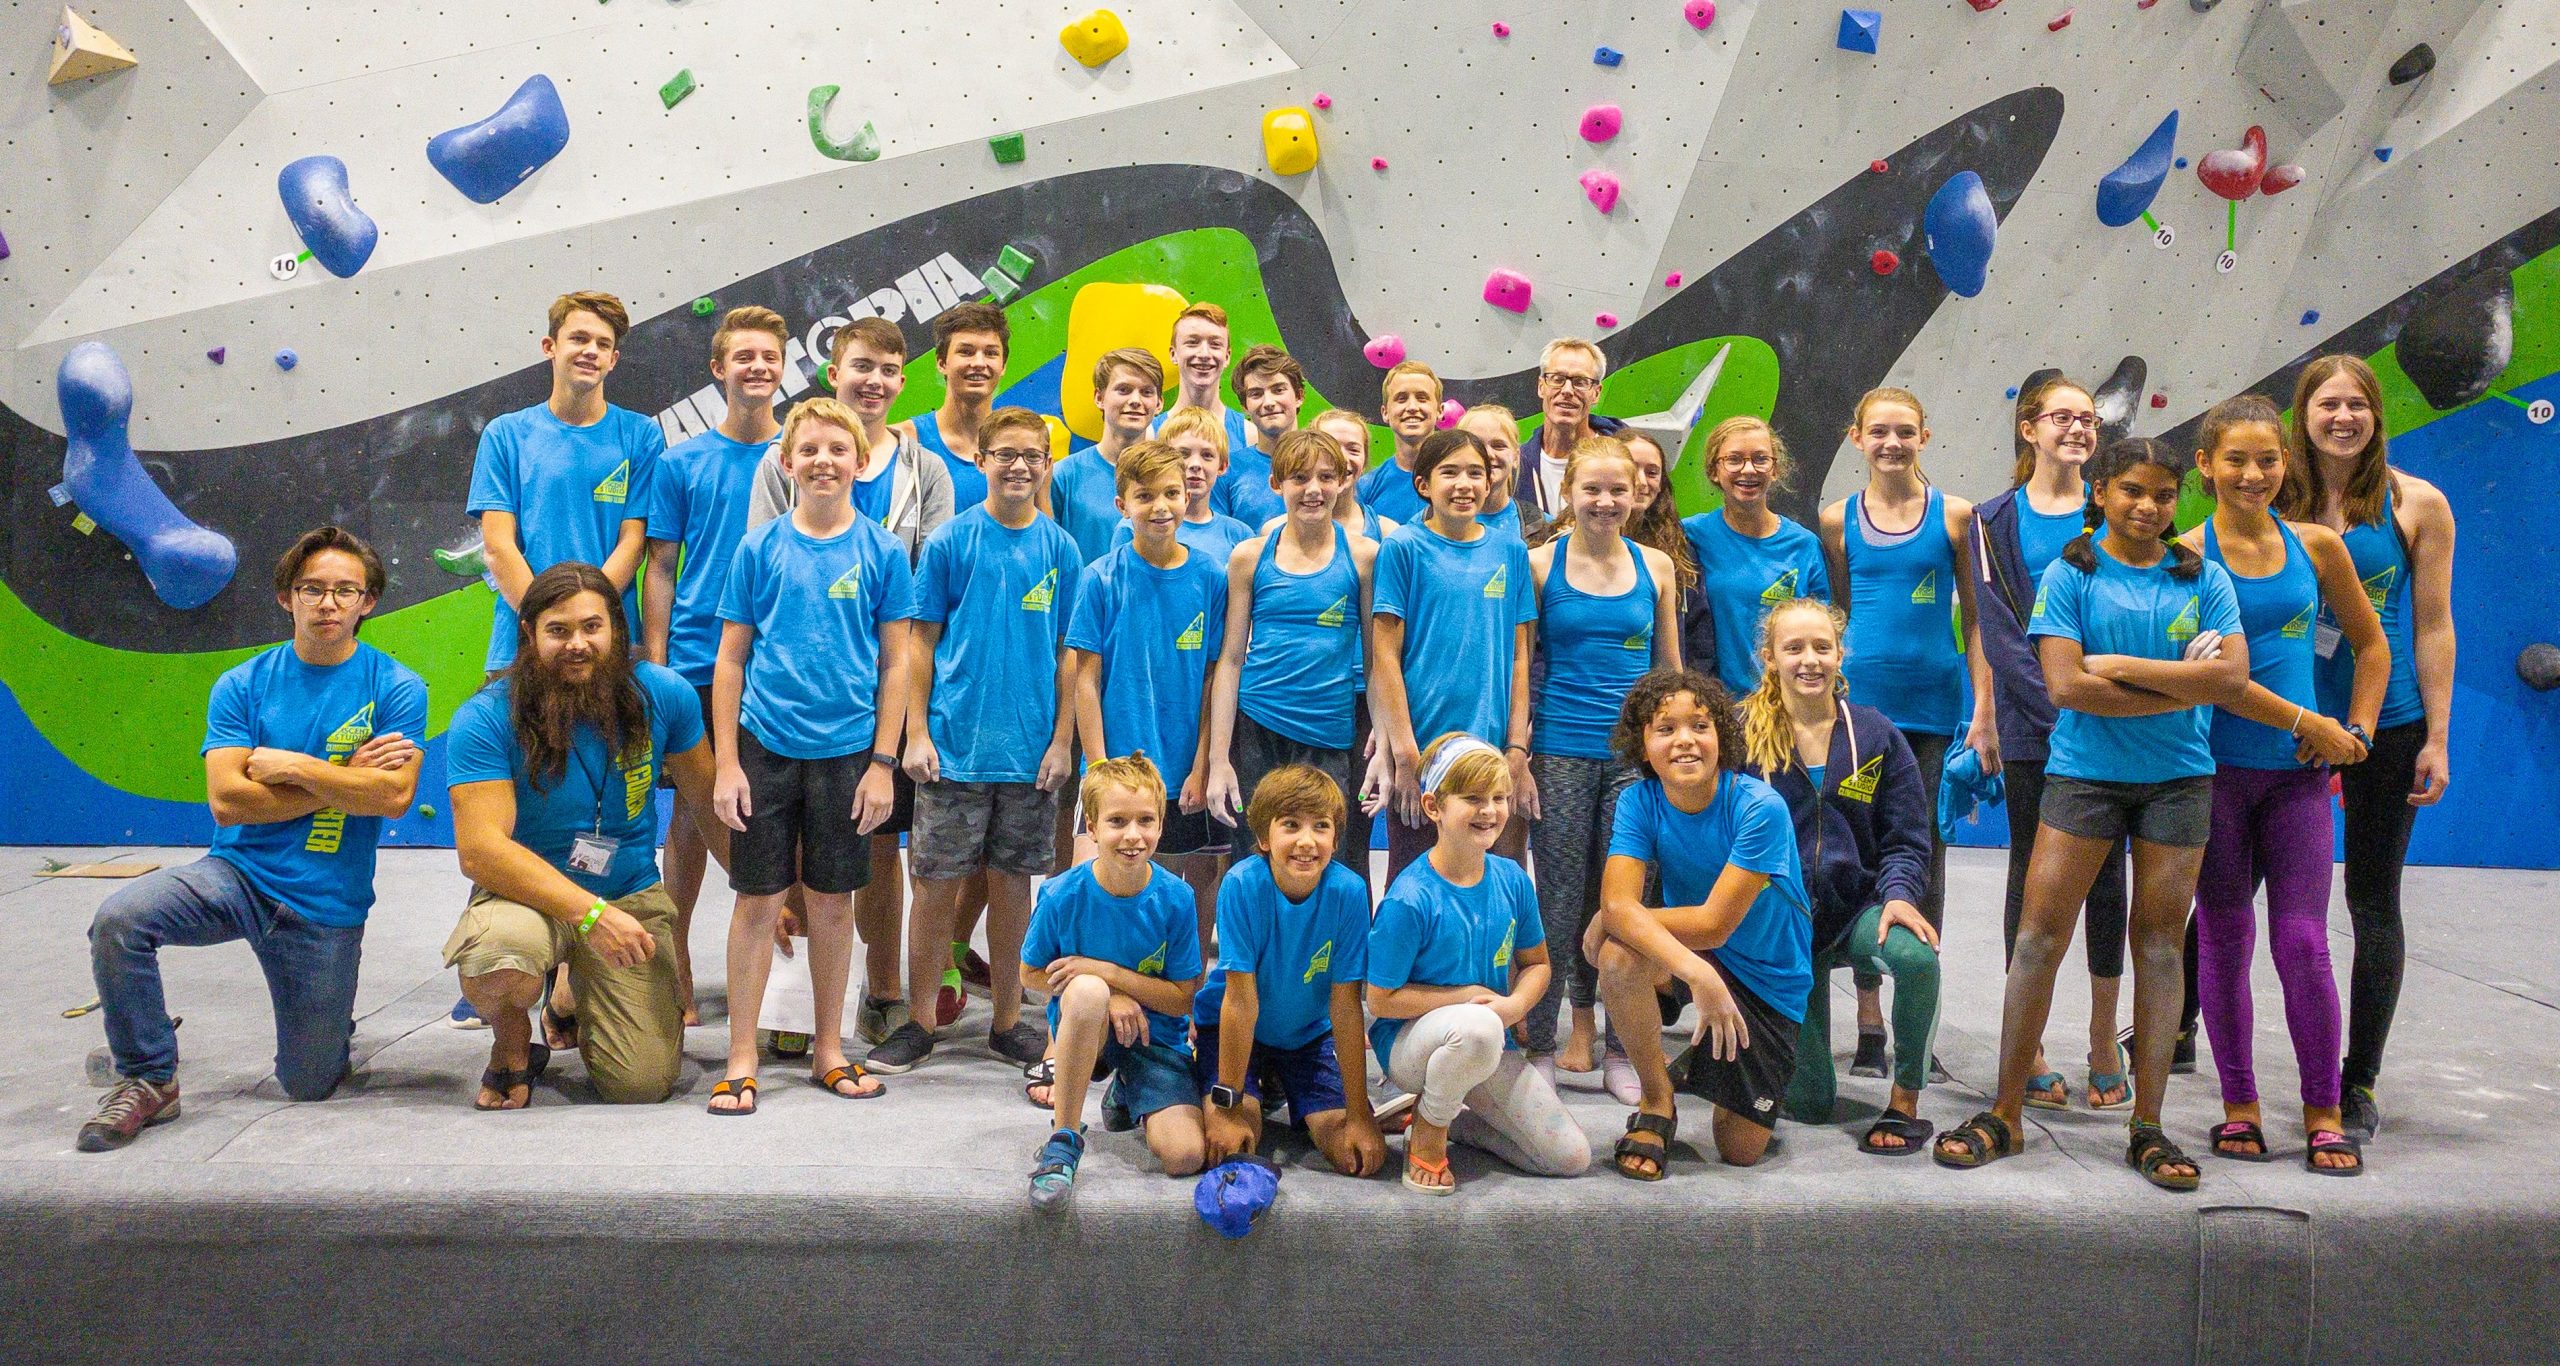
[662,684,719,789]
[1661,954,1799,1131]
[732,731,876,897]
[1156,806,1229,858]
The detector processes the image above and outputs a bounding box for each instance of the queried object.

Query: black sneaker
[2341,1085,2380,1143]
[1101,1076,1136,1132]
[987,1020,1048,1068]
[2171,1026,2198,1075]
[864,1021,937,1075]
[1848,1027,1889,1078]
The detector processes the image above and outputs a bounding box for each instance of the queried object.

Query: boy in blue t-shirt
[1353,360,1443,527]
[869,409,1083,1078]
[467,291,665,674]
[705,398,916,1113]
[78,529,427,1153]
[1049,348,1166,563]
[641,305,786,1025]
[1022,757,1209,1208]
[1220,344,1306,526]
[1067,441,1231,941]
[1194,765,1390,1177]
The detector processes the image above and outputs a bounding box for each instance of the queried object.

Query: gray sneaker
[864,1020,937,1075]
[987,1020,1048,1068]
[857,995,912,1047]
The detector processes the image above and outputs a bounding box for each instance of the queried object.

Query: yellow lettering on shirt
[594,459,631,505]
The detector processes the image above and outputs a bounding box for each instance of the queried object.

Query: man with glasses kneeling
[443,562,728,1108]
[79,528,429,1152]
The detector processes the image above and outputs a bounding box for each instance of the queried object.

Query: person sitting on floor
[442,562,728,1108]
[79,527,428,1152]
[1195,765,1394,1177]
[1023,756,1210,1208]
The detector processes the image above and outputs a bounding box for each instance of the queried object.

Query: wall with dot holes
[2,0,2558,860]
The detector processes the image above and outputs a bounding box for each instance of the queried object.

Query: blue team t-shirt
[467,403,665,671]
[1373,521,1537,748]
[717,514,917,759]
[1109,512,1257,566]
[644,428,771,686]
[1356,456,1428,527]
[445,661,705,899]
[1608,773,1814,1022]
[911,411,989,512]
[1064,543,1228,799]
[1021,862,1204,1051]
[1192,857,1372,1051]
[911,507,1082,783]
[2029,544,2244,784]
[1048,446,1128,564]
[1365,855,1544,1063]
[202,643,429,928]
[1681,511,1832,697]
[1213,421,1287,526]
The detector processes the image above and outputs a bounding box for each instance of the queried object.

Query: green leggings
[1784,904,1941,1122]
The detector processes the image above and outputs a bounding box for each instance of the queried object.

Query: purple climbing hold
[206,347,225,364]
[55,342,239,610]
[0,227,10,261]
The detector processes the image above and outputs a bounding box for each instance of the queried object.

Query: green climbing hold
[990,132,1027,165]
[419,804,438,819]
[659,69,696,110]
[433,543,490,577]
[806,85,881,162]
[691,296,717,316]
[997,244,1035,279]
[981,266,1020,303]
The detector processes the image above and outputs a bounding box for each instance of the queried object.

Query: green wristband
[577,901,607,936]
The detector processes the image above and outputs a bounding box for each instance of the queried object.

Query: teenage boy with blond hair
[1353,359,1442,527]
[1050,348,1166,563]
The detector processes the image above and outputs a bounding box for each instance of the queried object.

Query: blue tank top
[2018,495,2088,581]
[1532,534,1658,760]
[1842,488,1963,736]
[2204,519,2322,769]
[2316,489,2423,727]
[1237,524,1362,750]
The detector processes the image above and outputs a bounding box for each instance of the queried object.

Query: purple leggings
[2195,764,2342,1109]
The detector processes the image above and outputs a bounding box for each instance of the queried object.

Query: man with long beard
[442,563,727,1107]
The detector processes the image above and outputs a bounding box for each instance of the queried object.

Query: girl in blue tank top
[1204,429,1378,847]
[2183,395,2388,1175]
[1522,437,1682,1084]
[2287,354,2457,1142]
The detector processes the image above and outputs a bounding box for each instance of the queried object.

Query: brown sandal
[814,1064,883,1100]
[707,1076,758,1116]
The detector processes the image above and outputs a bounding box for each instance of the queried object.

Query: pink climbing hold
[1483,268,1534,313]
[1492,20,1510,37]
[1684,0,1716,29]
[2047,7,2072,31]
[1966,0,2001,10]
[1370,156,1389,171]
[2137,0,2160,8]
[1663,270,1684,288]
[1363,334,1407,368]
[1595,312,1620,328]
[1871,249,1900,275]
[1579,169,1622,214]
[1438,399,1467,429]
[2260,163,2305,195]
[1579,103,1623,143]
[1312,93,1332,110]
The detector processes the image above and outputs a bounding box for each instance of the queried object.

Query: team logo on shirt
[1839,754,1883,803]
[1176,612,1207,651]
[2166,597,2200,644]
[1621,627,1651,651]
[304,702,378,854]
[1761,569,1800,604]
[1304,939,1333,984]
[1483,565,1509,599]
[1494,921,1516,968]
[1137,941,1169,976]
[1022,568,1059,612]
[593,460,631,505]
[623,742,655,820]
[2360,565,2397,613]
[827,566,863,600]
[1910,571,1938,605]
[1315,596,1349,628]
[2281,603,2313,639]
[2030,584,2050,621]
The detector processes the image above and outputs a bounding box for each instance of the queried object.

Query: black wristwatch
[1207,1083,1243,1110]
[2342,722,2370,746]
[871,750,899,768]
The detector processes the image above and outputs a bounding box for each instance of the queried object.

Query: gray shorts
[911,779,1058,881]
[2038,773,2214,849]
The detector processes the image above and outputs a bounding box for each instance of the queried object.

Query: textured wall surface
[2,0,2556,862]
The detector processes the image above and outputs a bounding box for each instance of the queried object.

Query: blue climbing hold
[55,343,238,611]
[2301,309,2321,326]
[427,74,571,204]
[275,349,298,370]
[2174,156,2188,169]
[2005,387,2020,399]
[1923,170,1998,298]
[2374,146,2393,162]
[277,156,378,278]
[1594,45,1624,66]
[1837,8,1881,53]
[2095,110,2178,227]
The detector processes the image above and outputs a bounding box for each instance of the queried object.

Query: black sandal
[814,1065,883,1100]
[1931,1110,2019,1169]
[2126,1119,2200,1192]
[473,1043,550,1111]
[543,1004,581,1051]
[1614,1110,1676,1181]
[2305,1128,2365,1177]
[1022,1057,1056,1109]
[707,1076,759,1116]
[1861,1108,1934,1157]
[2209,1119,2274,1162]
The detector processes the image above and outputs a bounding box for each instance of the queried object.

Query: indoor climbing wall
[2,0,2556,865]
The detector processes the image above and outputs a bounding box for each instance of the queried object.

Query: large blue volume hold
[1923,170,1997,298]
[2096,110,2179,227]
[427,74,571,204]
[277,155,378,277]
[56,342,238,610]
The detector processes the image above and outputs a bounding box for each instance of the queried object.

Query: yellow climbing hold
[49,6,136,85]
[1060,9,1129,68]
[1262,107,1319,177]
[1061,282,1187,442]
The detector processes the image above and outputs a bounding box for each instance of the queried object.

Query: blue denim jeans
[89,857,364,1099]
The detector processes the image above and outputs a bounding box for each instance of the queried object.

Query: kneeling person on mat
[444,563,729,1109]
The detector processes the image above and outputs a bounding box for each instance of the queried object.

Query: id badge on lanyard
[566,748,621,876]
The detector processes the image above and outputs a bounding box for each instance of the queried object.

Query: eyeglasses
[1540,371,1601,393]
[1717,453,1776,471]
[2038,412,2100,430]
[984,447,1051,468]
[292,584,369,604]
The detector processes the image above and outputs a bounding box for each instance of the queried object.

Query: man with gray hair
[1516,337,1626,517]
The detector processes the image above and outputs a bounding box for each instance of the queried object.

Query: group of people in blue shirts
[73,292,2455,1204]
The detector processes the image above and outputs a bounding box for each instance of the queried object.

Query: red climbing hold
[2260,164,2304,195]
[2197,126,2268,200]
[1870,159,1889,174]
[1966,0,2001,10]
[1871,250,1900,275]
[2150,393,2169,409]
[2047,8,2072,31]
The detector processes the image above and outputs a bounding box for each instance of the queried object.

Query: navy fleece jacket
[1743,700,1932,952]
